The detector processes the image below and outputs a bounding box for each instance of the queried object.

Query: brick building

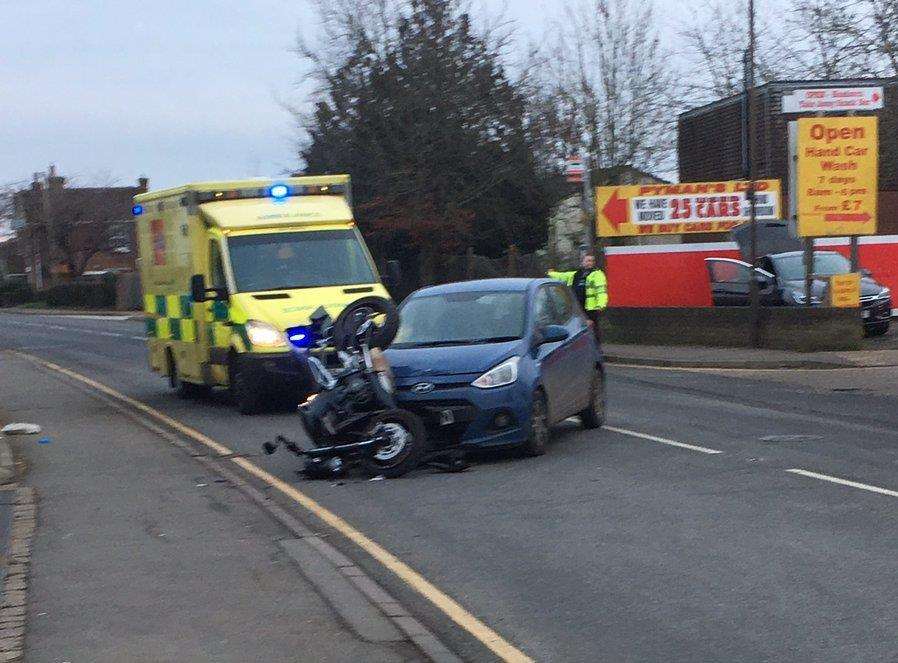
[678,78,898,235]
[12,167,148,288]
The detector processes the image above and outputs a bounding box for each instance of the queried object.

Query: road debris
[1,423,41,435]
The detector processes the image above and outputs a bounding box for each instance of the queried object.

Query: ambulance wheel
[167,350,208,399]
[229,355,263,415]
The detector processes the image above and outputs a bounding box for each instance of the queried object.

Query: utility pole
[744,0,760,347]
[582,160,595,256]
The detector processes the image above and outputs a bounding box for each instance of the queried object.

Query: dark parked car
[384,278,605,457]
[705,222,891,335]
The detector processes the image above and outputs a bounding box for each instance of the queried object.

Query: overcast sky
[1,0,781,190]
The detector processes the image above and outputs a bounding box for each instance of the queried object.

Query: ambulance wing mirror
[382,260,402,288]
[190,274,227,303]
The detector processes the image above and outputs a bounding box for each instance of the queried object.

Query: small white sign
[565,158,585,175]
[782,87,884,114]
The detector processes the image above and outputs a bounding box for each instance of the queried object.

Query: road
[2,311,897,662]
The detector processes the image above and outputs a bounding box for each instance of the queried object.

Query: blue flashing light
[269,184,289,200]
[287,326,313,349]
[132,204,144,216]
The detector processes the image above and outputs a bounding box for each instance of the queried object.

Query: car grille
[401,399,477,447]
[861,296,892,320]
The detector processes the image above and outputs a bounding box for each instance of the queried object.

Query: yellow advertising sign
[828,273,861,308]
[596,180,781,237]
[797,116,878,237]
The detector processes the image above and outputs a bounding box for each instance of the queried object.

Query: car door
[532,286,566,418]
[704,258,753,306]
[546,284,594,417]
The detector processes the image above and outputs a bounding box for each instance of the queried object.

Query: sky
[0,0,782,190]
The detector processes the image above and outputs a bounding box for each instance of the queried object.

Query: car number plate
[862,310,871,319]
[439,409,455,426]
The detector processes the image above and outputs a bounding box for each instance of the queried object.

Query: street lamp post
[745,0,760,347]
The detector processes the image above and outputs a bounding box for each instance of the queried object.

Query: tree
[49,187,133,277]
[541,0,677,179]
[678,1,778,103]
[297,0,560,269]
[782,0,898,78]
[680,0,898,95]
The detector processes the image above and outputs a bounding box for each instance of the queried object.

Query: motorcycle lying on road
[263,297,430,479]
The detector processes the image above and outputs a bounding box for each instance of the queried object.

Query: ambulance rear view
[134,176,392,413]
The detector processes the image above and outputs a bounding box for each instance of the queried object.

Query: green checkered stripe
[144,294,196,342]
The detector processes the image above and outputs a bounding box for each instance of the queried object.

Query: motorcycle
[262,297,427,479]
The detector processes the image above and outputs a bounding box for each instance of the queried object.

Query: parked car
[706,222,892,336]
[384,278,605,457]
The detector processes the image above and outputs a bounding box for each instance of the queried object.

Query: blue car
[384,278,605,456]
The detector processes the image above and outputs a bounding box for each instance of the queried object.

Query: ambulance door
[198,236,231,385]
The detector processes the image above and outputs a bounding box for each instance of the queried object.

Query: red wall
[606,237,898,311]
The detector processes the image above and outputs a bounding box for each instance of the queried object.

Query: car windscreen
[227,230,376,292]
[773,253,851,281]
[392,291,527,348]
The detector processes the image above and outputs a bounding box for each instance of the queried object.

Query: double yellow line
[16,351,533,663]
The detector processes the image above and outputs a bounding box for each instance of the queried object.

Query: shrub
[0,282,35,307]
[43,276,117,309]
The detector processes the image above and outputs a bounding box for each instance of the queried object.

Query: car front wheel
[522,391,550,457]
[580,367,606,429]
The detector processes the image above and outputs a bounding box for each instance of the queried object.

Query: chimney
[138,176,149,191]
[47,164,65,190]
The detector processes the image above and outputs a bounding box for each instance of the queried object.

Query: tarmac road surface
[1,312,897,662]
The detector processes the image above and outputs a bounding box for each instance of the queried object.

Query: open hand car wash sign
[596,180,781,237]
[796,117,878,237]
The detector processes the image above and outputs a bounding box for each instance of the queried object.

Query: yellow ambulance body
[134,175,390,413]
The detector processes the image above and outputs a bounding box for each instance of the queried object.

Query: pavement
[0,353,427,663]
[603,320,898,369]
[2,312,898,662]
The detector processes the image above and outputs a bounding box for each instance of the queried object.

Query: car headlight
[472,357,520,389]
[791,289,821,305]
[245,319,287,348]
[880,287,891,299]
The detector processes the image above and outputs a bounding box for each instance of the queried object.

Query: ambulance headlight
[246,320,288,348]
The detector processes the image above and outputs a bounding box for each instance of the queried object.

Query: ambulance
[133,176,393,413]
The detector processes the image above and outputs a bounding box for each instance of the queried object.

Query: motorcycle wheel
[361,409,425,479]
[332,296,400,351]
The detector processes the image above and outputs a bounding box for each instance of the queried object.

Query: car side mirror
[382,260,402,288]
[539,324,569,344]
[190,273,227,303]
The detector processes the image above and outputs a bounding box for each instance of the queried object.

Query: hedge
[43,278,117,309]
[0,282,35,307]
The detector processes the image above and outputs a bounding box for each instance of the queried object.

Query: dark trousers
[587,309,602,345]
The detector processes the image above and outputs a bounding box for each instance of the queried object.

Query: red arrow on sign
[823,212,871,223]
[602,189,628,232]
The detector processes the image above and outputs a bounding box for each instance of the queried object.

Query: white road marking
[604,425,723,455]
[1,319,144,342]
[51,314,133,321]
[786,469,898,498]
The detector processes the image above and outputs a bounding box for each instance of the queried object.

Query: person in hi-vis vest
[547,253,608,342]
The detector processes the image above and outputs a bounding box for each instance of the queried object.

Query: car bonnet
[385,341,521,379]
